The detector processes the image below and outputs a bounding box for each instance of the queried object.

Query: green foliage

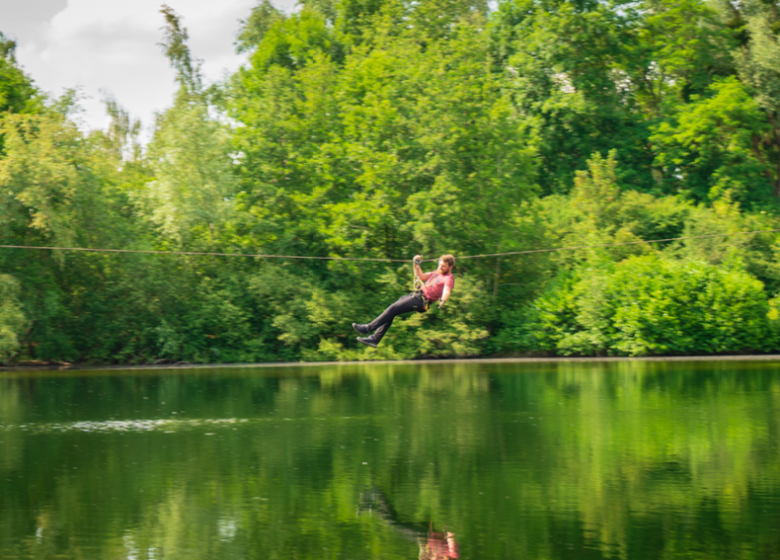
[235,0,284,53]
[248,9,342,71]
[726,0,780,110]
[0,33,41,117]
[651,77,777,204]
[0,274,26,361]
[494,0,653,193]
[233,12,536,263]
[729,0,780,198]
[4,0,780,364]
[627,0,734,109]
[138,92,237,247]
[517,255,775,356]
[0,113,100,248]
[158,5,202,93]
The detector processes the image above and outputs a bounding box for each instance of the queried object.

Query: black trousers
[367,293,427,344]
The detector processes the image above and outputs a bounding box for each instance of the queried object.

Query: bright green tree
[0,32,41,117]
[651,77,778,205]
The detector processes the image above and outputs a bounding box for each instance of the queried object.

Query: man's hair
[440,254,455,268]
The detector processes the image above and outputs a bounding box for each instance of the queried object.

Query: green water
[1,360,780,559]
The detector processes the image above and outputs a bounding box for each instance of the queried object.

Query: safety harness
[412,258,429,313]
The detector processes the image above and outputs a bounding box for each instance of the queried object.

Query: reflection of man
[420,531,460,559]
[353,254,455,348]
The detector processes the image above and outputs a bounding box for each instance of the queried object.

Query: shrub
[517,255,776,356]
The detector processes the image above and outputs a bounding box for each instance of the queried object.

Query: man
[353,254,455,348]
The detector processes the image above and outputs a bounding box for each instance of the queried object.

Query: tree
[651,77,777,205]
[728,0,780,197]
[158,5,202,94]
[139,5,237,248]
[495,0,654,194]
[235,0,284,53]
[0,32,41,116]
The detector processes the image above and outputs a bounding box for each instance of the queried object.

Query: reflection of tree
[2,362,780,559]
[0,380,23,472]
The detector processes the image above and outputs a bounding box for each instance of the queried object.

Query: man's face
[438,260,453,274]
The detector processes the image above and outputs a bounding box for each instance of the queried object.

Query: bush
[515,255,777,356]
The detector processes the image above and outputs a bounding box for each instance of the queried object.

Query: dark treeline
[2,0,780,364]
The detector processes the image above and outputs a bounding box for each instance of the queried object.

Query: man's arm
[438,285,451,308]
[413,255,432,282]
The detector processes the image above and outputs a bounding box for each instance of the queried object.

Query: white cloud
[0,0,67,42]
[8,0,296,136]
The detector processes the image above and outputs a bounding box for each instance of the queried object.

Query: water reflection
[358,490,461,559]
[419,531,460,560]
[0,418,252,434]
[0,360,779,559]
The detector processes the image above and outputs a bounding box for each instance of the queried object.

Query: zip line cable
[1,228,780,262]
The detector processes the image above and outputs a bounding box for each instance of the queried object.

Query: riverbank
[4,353,780,373]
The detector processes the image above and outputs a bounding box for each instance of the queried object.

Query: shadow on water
[358,488,431,542]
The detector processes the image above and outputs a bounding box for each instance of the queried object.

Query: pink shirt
[422,272,454,302]
[424,533,460,559]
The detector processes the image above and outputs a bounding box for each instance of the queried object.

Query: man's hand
[413,256,432,282]
[439,284,451,309]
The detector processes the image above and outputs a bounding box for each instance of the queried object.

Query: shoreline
[4,353,780,373]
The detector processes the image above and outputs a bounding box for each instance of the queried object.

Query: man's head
[438,254,455,274]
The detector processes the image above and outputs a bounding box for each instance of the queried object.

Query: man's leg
[366,294,420,345]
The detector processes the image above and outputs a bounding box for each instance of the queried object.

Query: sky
[0,0,296,135]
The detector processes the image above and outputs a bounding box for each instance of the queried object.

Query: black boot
[352,323,370,335]
[357,336,378,348]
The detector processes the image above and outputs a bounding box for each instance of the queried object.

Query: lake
[1,359,779,559]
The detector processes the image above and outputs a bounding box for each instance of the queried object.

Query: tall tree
[728,0,780,196]
[158,5,202,94]
[139,6,237,248]
[235,0,285,53]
